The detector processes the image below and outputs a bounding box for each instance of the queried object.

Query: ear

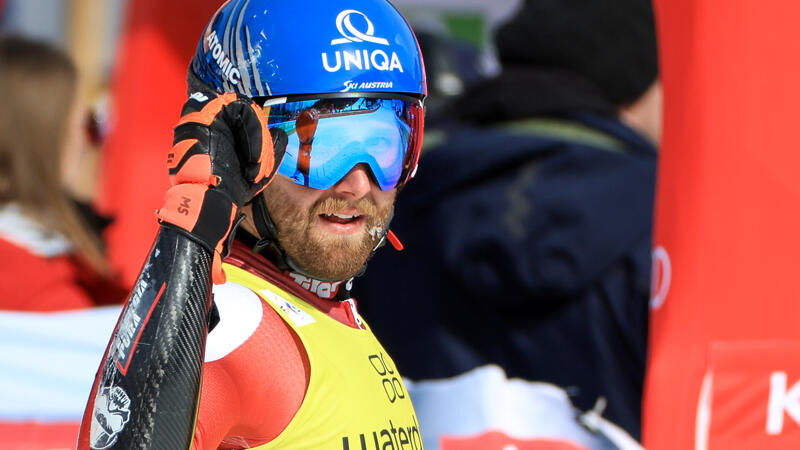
[618,80,662,145]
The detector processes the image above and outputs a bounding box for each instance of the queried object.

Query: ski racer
[78,0,427,448]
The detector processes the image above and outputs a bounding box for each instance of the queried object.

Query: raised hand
[157,91,286,283]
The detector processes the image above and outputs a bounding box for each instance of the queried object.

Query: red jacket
[0,238,127,311]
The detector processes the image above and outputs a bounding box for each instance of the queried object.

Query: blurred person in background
[354,0,659,447]
[0,35,126,310]
[413,30,490,126]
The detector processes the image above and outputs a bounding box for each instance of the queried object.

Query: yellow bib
[223,264,423,450]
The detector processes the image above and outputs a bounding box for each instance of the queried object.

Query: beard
[263,184,394,281]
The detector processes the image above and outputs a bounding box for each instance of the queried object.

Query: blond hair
[0,35,108,274]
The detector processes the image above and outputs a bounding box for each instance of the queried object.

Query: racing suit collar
[226,239,354,302]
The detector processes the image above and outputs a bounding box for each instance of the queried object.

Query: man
[355,0,659,446]
[78,1,426,448]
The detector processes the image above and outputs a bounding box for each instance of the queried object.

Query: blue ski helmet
[191,0,427,99]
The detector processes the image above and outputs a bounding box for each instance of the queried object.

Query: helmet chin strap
[249,194,395,283]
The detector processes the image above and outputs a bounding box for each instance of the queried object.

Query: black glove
[157,91,286,283]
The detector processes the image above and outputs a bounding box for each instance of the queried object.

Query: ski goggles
[258,94,424,191]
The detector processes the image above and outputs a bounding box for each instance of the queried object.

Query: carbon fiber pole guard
[81,229,213,450]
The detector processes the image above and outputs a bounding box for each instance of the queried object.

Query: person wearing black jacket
[354,0,659,446]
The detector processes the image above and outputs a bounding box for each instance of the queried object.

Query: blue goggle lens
[262,96,423,191]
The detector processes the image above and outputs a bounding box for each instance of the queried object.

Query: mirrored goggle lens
[262,96,423,191]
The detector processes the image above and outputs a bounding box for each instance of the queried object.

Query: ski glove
[157,91,286,284]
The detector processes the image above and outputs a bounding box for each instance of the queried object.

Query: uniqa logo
[321,9,404,73]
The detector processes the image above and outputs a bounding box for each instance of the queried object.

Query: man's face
[263,163,397,280]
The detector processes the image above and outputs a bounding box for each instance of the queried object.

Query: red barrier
[441,431,586,450]
[0,422,79,449]
[98,1,223,286]
[644,0,800,448]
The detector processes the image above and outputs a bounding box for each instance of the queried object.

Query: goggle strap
[251,196,279,245]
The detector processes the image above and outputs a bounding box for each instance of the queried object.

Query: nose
[332,164,373,199]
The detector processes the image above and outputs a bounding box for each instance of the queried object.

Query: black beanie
[495,0,658,105]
